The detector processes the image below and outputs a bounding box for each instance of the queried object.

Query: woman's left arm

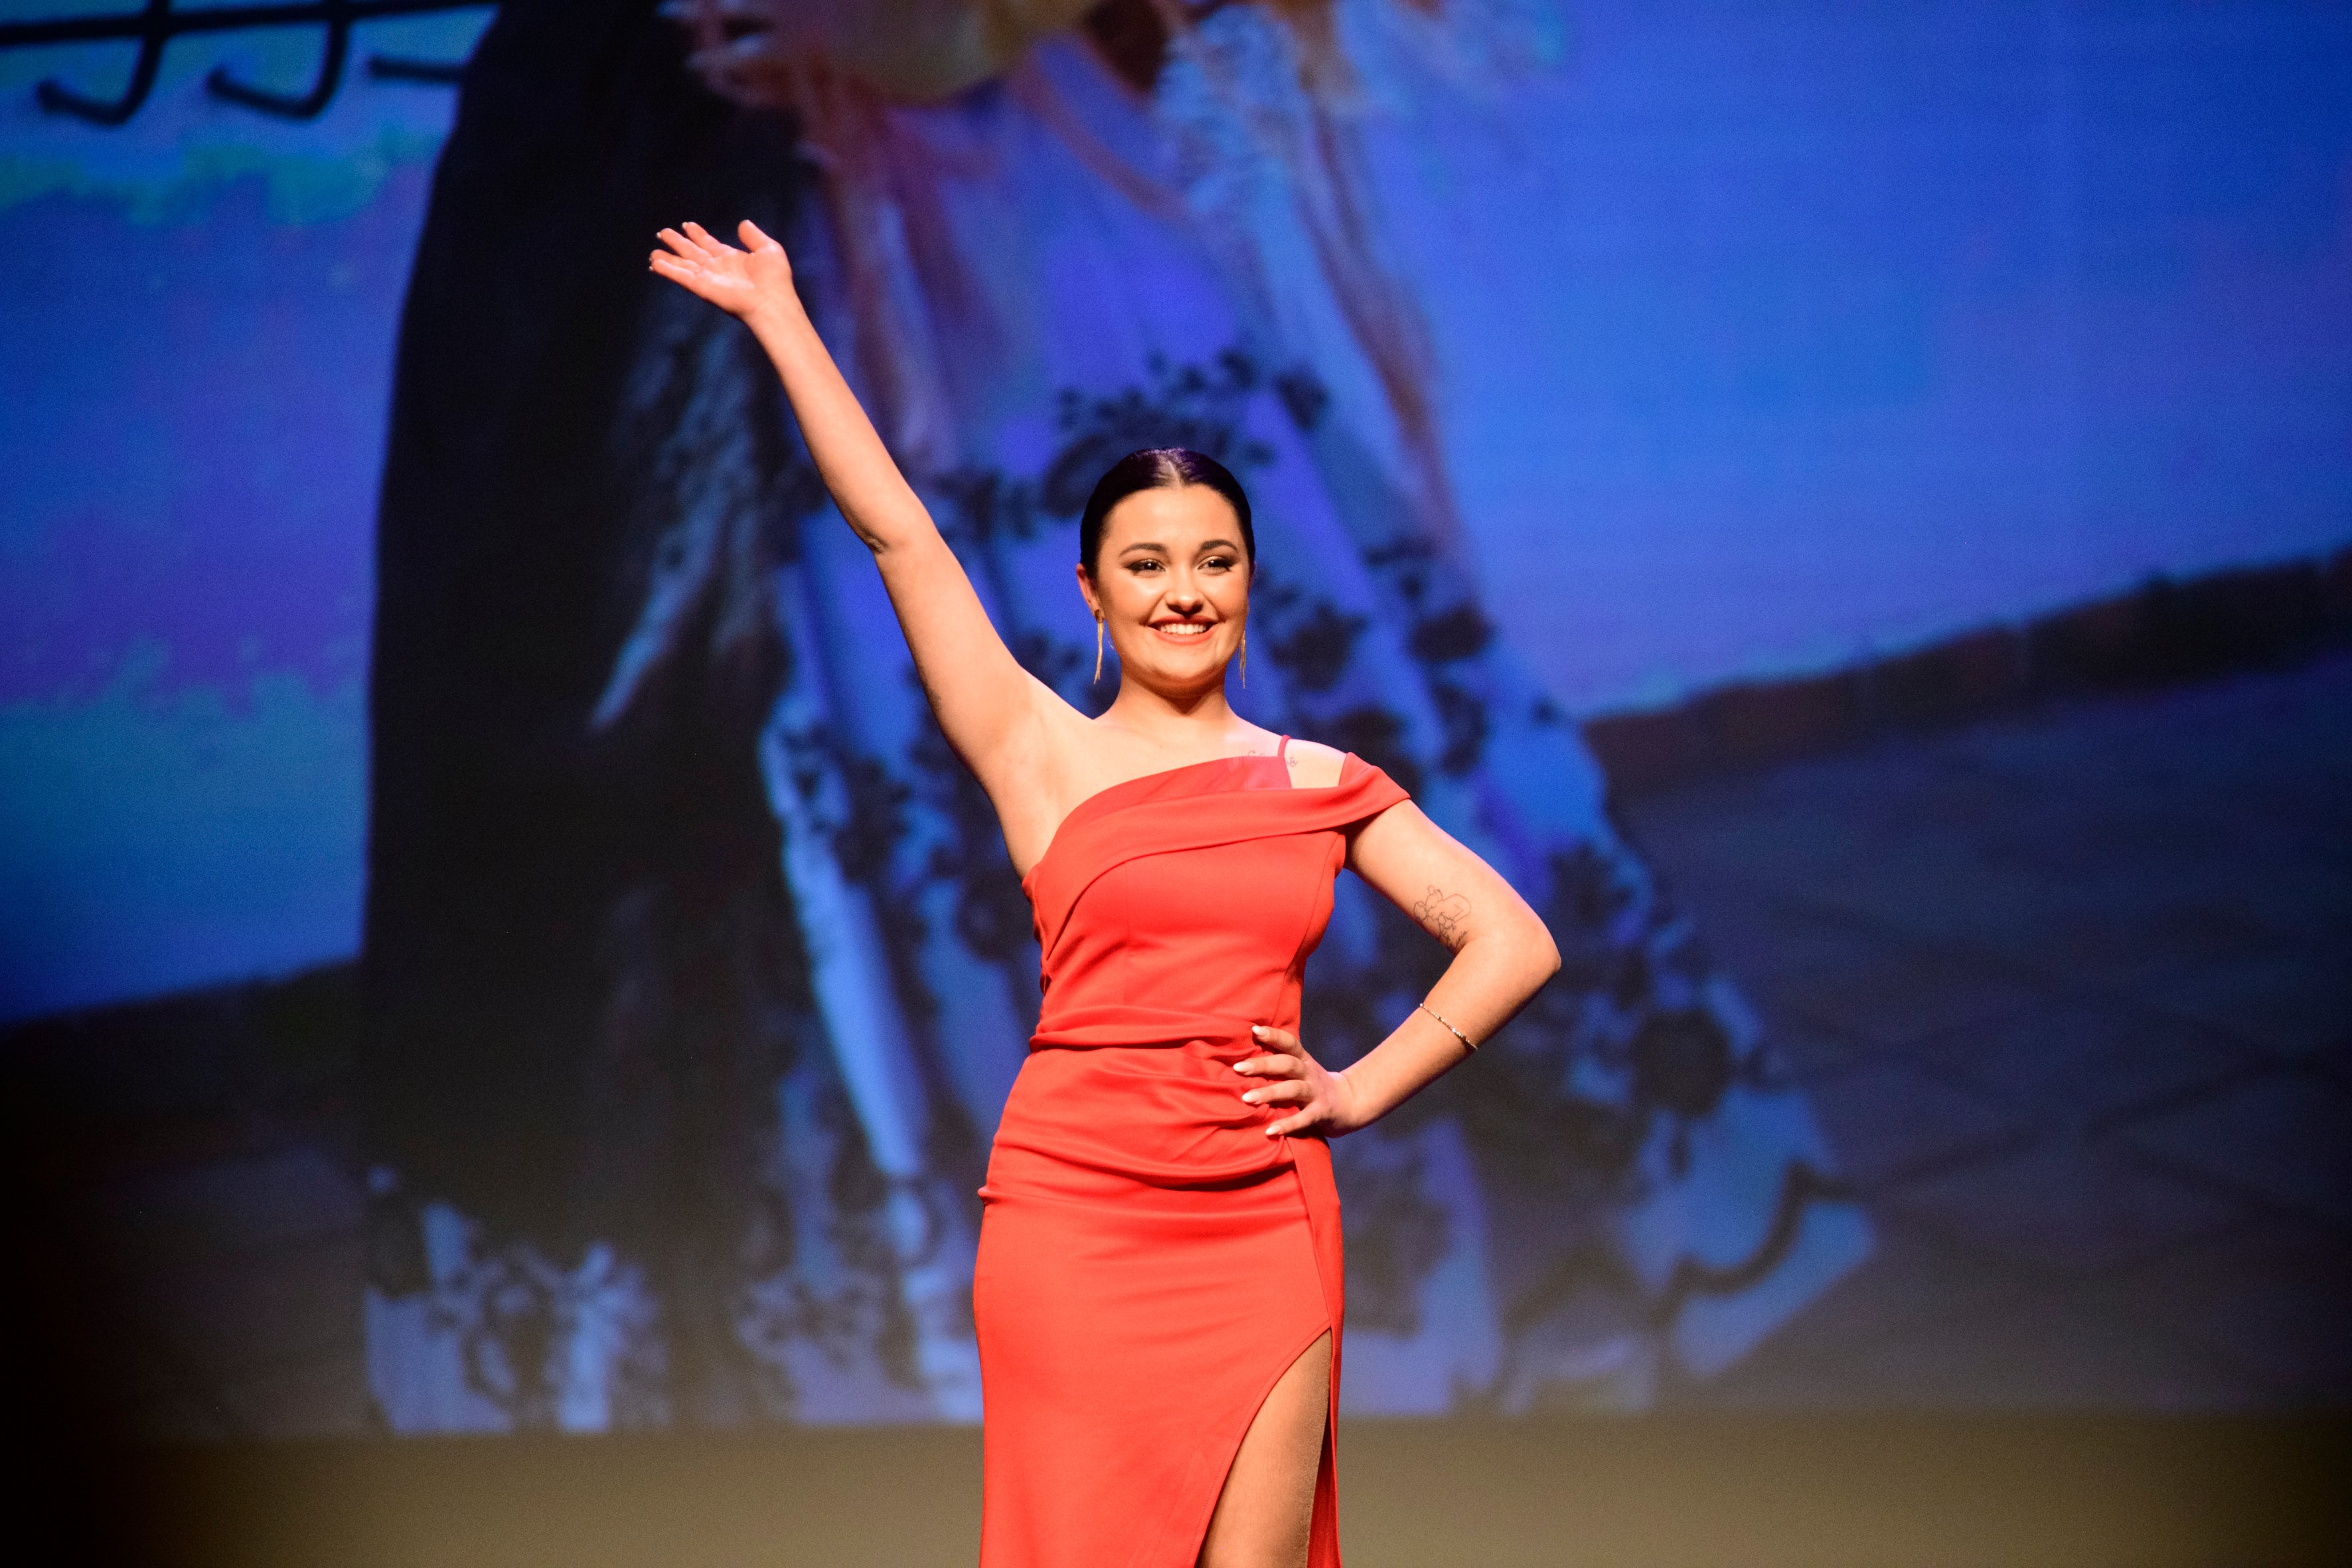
[1238,802,1561,1137]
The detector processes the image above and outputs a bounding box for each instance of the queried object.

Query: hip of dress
[979,1038,1322,1208]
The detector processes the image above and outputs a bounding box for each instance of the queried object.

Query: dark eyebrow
[1118,538,1243,556]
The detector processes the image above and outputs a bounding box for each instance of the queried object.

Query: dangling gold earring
[1093,612,1105,684]
[1239,630,1248,688]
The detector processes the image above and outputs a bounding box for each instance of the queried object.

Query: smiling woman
[1071,447,1255,689]
[651,217,1563,1567]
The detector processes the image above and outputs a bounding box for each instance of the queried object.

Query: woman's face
[1077,483,1251,694]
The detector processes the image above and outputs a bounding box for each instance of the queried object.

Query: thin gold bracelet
[1417,1000,1478,1053]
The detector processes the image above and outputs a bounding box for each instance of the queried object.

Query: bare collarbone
[1009,720,1346,881]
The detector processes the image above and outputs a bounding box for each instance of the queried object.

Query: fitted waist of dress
[1028,1001,1267,1056]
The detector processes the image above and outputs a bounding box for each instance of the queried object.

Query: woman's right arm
[650,220,1056,801]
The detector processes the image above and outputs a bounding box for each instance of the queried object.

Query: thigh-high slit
[1200,1326,1334,1567]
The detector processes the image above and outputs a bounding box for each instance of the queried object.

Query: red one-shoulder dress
[975,738,1411,1568]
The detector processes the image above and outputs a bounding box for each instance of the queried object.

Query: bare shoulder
[1284,737,1348,789]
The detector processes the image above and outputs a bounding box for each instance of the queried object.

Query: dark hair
[1077,448,1255,578]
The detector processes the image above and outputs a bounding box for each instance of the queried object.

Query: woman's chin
[1128,653,1231,693]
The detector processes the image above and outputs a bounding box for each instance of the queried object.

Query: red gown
[975,738,1411,1568]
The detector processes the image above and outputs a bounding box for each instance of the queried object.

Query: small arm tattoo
[1412,884,1472,950]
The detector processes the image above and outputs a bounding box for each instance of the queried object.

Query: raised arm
[649,220,1054,799]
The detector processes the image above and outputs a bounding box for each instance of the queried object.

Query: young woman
[651,219,1561,1568]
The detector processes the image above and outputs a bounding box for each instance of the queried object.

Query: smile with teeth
[1152,621,1214,638]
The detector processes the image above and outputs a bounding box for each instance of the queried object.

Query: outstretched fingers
[680,219,742,260]
[651,230,708,279]
[647,252,704,294]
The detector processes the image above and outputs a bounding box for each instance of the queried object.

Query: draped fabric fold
[1026,749,1411,961]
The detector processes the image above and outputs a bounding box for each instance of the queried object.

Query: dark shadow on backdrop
[362,0,817,1420]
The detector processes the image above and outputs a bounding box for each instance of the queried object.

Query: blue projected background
[2,0,2346,1438]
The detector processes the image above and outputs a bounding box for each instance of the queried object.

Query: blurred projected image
[3,0,2345,1441]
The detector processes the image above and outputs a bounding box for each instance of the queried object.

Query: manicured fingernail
[1251,1024,1267,1034]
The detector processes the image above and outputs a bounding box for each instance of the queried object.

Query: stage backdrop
[2,0,2346,1437]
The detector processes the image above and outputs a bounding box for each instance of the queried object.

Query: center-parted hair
[1077,449,1255,578]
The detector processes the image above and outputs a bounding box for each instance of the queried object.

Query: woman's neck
[1095,680,1249,753]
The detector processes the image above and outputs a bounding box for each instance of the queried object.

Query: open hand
[1235,1024,1366,1138]
[649,219,794,322]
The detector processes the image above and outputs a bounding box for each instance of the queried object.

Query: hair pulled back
[1077,448,1255,579]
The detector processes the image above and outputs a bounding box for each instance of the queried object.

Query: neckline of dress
[1020,738,1316,894]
